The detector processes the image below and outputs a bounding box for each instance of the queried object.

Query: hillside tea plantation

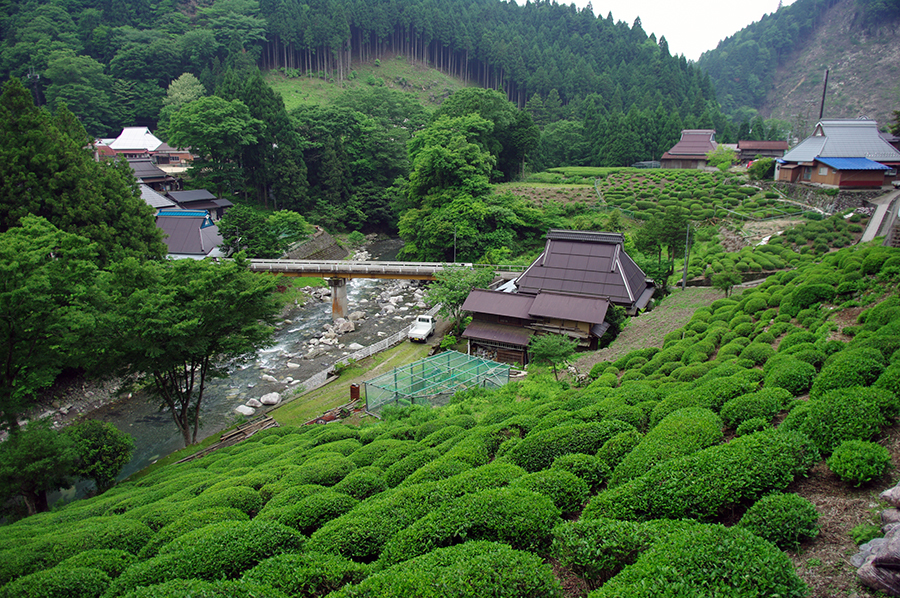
[2,240,900,597]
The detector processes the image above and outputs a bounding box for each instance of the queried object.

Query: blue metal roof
[816,157,890,171]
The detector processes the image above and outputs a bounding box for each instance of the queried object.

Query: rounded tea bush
[764,357,816,396]
[735,416,770,436]
[551,453,610,492]
[328,541,560,598]
[737,492,819,550]
[826,440,892,486]
[241,552,368,597]
[0,566,111,598]
[510,469,590,516]
[508,420,636,472]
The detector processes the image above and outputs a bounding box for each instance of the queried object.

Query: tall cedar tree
[0,78,166,266]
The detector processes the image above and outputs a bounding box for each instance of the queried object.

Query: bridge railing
[246,259,527,274]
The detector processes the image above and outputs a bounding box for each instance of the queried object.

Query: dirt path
[574,287,725,372]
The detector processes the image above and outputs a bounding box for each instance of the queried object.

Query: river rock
[348,311,366,321]
[261,374,278,383]
[348,343,364,351]
[882,485,900,508]
[336,320,355,334]
[382,304,396,314]
[287,362,300,369]
[260,392,281,405]
[246,398,263,408]
[305,347,327,360]
[235,405,255,416]
[883,509,900,525]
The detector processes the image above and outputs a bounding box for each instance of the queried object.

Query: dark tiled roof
[128,159,169,180]
[140,184,177,209]
[664,130,717,157]
[462,321,533,346]
[168,189,217,203]
[156,214,222,256]
[738,140,789,151]
[529,291,609,324]
[547,229,624,244]
[462,289,534,319]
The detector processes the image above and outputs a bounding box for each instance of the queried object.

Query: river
[55,239,419,502]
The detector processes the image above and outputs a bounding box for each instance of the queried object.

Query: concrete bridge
[246,259,525,319]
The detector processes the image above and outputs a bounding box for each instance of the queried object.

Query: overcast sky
[563,0,796,61]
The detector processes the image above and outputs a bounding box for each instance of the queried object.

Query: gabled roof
[462,288,610,325]
[515,229,648,307]
[109,127,165,152]
[663,129,717,157]
[817,157,891,171]
[140,184,177,209]
[156,211,223,257]
[782,119,900,163]
[129,159,170,181]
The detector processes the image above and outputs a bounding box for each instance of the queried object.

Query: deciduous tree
[529,334,578,381]
[0,420,76,515]
[65,420,134,494]
[425,265,494,335]
[106,256,279,447]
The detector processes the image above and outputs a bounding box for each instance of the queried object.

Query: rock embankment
[854,482,900,595]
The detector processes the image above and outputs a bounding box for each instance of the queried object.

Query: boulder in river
[235,405,255,416]
[260,392,281,405]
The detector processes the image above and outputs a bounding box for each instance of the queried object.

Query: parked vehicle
[408,315,435,342]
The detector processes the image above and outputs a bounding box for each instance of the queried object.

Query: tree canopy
[105,256,280,447]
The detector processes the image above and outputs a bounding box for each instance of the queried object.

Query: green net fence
[364,350,510,415]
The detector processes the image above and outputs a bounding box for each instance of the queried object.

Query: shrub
[188,486,264,516]
[792,284,836,309]
[551,453,610,492]
[0,566,110,598]
[138,507,250,559]
[510,470,590,516]
[331,466,387,500]
[241,552,368,597]
[780,387,891,455]
[764,357,816,396]
[256,490,358,535]
[735,417,770,436]
[327,541,560,598]
[117,579,288,598]
[720,387,792,429]
[378,487,561,566]
[810,349,885,398]
[508,420,636,472]
[348,439,409,467]
[826,440,892,486]
[279,454,357,487]
[552,518,653,591]
[737,492,819,550]
[592,524,808,598]
[610,408,722,487]
[383,448,438,487]
[58,549,136,579]
[582,430,819,522]
[739,342,776,366]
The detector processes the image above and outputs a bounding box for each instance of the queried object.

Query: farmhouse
[660,129,717,169]
[737,140,789,162]
[155,210,226,260]
[461,230,654,366]
[775,119,900,188]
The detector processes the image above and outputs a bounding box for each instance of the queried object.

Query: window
[819,166,828,176]
[803,167,811,180]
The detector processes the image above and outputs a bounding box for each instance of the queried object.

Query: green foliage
[826,440,892,486]
[851,524,884,546]
[329,541,561,597]
[241,552,368,597]
[735,416,770,436]
[0,566,110,598]
[106,256,280,446]
[738,492,820,550]
[529,334,579,381]
[705,144,738,171]
[809,348,885,399]
[764,356,816,396]
[256,490,358,535]
[552,518,653,591]
[780,387,893,455]
[748,158,776,180]
[510,469,590,516]
[65,420,134,495]
[720,387,792,429]
[0,420,76,515]
[591,523,808,597]
[117,578,289,598]
[138,508,250,559]
[425,265,494,333]
[551,453,610,493]
[58,549,136,579]
[379,487,560,565]
[508,420,636,472]
[610,407,723,487]
[583,430,819,522]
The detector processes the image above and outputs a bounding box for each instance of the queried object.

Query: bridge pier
[328,278,348,321]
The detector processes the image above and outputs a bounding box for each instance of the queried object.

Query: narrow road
[861,189,900,243]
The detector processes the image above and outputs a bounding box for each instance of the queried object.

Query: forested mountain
[0,0,721,138]
[697,0,900,133]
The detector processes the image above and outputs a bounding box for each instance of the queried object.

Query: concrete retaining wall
[284,229,349,261]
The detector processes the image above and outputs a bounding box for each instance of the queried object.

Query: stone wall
[764,181,886,213]
[283,228,349,261]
